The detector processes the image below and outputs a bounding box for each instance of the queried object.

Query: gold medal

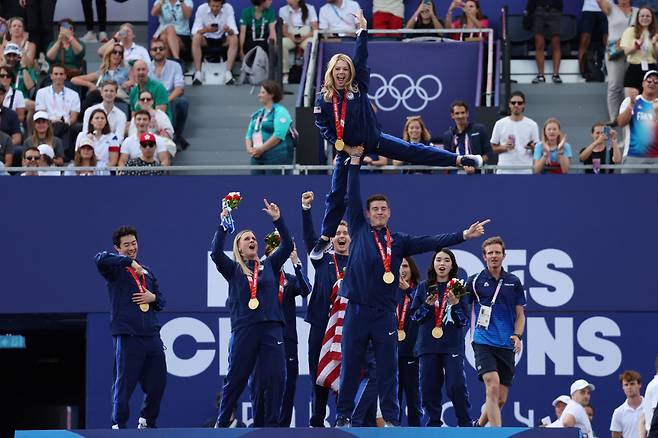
[383,271,395,284]
[335,139,345,151]
[248,298,260,310]
[432,326,444,339]
[397,330,406,341]
[139,303,149,312]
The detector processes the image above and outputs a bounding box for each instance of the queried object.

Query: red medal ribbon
[332,94,347,144]
[278,271,285,304]
[249,259,260,301]
[434,284,450,329]
[396,286,412,331]
[329,253,344,303]
[126,267,147,294]
[372,228,392,276]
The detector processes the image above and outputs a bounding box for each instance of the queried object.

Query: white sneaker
[223,70,234,85]
[98,31,109,43]
[111,424,119,429]
[80,30,97,43]
[137,417,148,429]
[193,71,203,86]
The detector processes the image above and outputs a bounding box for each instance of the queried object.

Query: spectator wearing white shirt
[151,0,194,61]
[149,39,189,149]
[318,0,360,36]
[191,0,240,86]
[611,370,649,438]
[74,108,120,166]
[97,23,151,67]
[543,395,570,427]
[64,137,109,176]
[82,80,127,143]
[559,379,595,438]
[0,65,25,123]
[639,358,658,438]
[34,64,81,157]
[279,0,318,82]
[37,144,61,176]
[119,109,170,169]
[129,90,174,140]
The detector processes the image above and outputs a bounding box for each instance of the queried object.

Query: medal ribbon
[434,284,449,329]
[329,253,344,303]
[278,271,285,304]
[249,259,260,303]
[126,267,147,294]
[396,286,412,331]
[372,228,392,278]
[332,94,347,145]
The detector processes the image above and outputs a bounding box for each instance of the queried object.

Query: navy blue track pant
[308,322,330,426]
[398,356,422,426]
[419,353,472,427]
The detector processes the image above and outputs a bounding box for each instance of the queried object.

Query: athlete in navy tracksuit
[301,190,350,427]
[211,200,292,427]
[334,153,489,426]
[310,11,482,257]
[411,248,472,427]
[94,226,167,429]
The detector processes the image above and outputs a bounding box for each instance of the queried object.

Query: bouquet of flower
[221,192,242,233]
[447,278,468,300]
[264,230,281,251]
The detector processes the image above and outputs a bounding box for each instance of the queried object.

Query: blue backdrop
[1,175,657,435]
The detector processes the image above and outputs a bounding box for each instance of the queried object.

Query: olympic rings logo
[368,73,442,112]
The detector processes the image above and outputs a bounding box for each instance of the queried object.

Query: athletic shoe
[334,417,351,427]
[310,237,332,260]
[473,419,482,427]
[223,70,235,85]
[137,417,148,429]
[193,71,203,86]
[80,31,97,43]
[99,31,109,43]
[111,424,119,429]
[531,75,546,84]
[384,421,398,427]
[552,74,563,84]
[461,154,483,168]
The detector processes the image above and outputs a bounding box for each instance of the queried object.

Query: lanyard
[454,131,470,155]
[126,266,146,293]
[330,4,352,26]
[396,285,412,331]
[471,271,504,307]
[254,108,272,132]
[332,253,342,281]
[278,271,285,304]
[434,284,450,328]
[332,94,347,143]
[372,228,392,278]
[251,15,267,41]
[249,259,260,301]
[329,253,344,304]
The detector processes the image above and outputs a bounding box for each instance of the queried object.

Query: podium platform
[14,427,582,438]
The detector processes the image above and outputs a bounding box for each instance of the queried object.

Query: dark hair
[482,236,506,255]
[366,194,389,210]
[112,226,138,247]
[403,256,421,286]
[510,90,525,103]
[100,79,118,91]
[0,84,6,93]
[134,109,152,120]
[457,0,484,27]
[619,370,641,384]
[87,109,110,135]
[51,64,67,74]
[0,65,16,81]
[450,100,469,113]
[261,80,283,103]
[427,248,459,285]
[22,146,39,159]
[40,153,53,166]
[297,0,310,24]
[139,89,154,100]
[338,219,348,228]
[59,18,75,31]
[251,0,268,6]
[591,122,605,133]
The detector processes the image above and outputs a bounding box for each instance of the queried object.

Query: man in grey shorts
[531,0,563,84]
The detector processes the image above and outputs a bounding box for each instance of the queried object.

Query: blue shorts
[472,342,515,387]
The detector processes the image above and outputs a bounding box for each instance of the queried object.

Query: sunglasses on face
[151,47,165,52]
[510,100,524,105]
[25,155,40,161]
[0,74,11,78]
[140,142,156,148]
[139,97,153,102]
[111,50,124,55]
[645,78,658,84]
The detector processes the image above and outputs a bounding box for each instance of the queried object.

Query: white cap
[644,70,658,81]
[37,144,55,159]
[33,111,49,121]
[76,137,94,150]
[552,395,571,407]
[3,43,21,56]
[570,379,595,395]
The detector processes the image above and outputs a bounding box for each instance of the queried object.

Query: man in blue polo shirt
[466,236,525,427]
[442,100,491,174]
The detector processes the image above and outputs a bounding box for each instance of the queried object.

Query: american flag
[315,277,348,392]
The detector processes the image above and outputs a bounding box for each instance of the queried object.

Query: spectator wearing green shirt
[2,44,37,103]
[245,80,293,174]
[128,60,171,121]
[45,19,86,79]
[240,0,277,59]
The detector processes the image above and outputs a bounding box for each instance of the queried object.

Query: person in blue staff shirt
[411,248,472,427]
[442,100,491,174]
[211,198,293,427]
[94,226,167,429]
[301,190,351,427]
[333,146,490,427]
[396,256,422,426]
[466,236,526,428]
[310,10,483,260]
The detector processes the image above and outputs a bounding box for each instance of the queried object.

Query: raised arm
[346,148,367,234]
[352,11,370,91]
[94,251,133,280]
[264,199,294,273]
[210,209,237,280]
[401,219,490,257]
[301,191,319,253]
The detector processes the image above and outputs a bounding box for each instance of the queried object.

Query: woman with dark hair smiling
[240,0,277,59]
[446,0,489,41]
[0,65,25,122]
[74,108,119,167]
[279,0,318,83]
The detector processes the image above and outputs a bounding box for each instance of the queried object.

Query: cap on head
[570,379,595,395]
[552,395,571,406]
[33,111,49,121]
[76,137,94,150]
[644,70,658,81]
[140,132,156,144]
[3,43,21,56]
[37,144,55,159]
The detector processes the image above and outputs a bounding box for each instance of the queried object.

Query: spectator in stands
[73,43,131,111]
[240,0,277,60]
[149,39,188,149]
[245,80,293,174]
[119,109,170,168]
[129,89,174,140]
[617,70,658,173]
[0,84,21,145]
[406,0,444,38]
[1,17,36,67]
[3,43,37,101]
[491,91,540,174]
[318,0,360,36]
[20,0,56,58]
[80,0,109,43]
[24,111,64,166]
[279,0,318,83]
[0,65,25,122]
[74,108,119,167]
[122,132,166,176]
[191,0,239,86]
[34,64,80,156]
[362,153,387,171]
[64,136,109,176]
[45,19,86,79]
[445,0,489,42]
[129,60,170,119]
[610,370,649,438]
[597,0,637,122]
[621,6,658,95]
[558,379,595,436]
[532,117,572,174]
[580,122,621,173]
[639,357,658,438]
[81,80,127,143]
[0,130,13,167]
[97,23,151,67]
[372,0,403,32]
[152,0,194,61]
[36,143,60,175]
[20,145,40,176]
[392,116,434,172]
[442,100,490,174]
[545,395,571,426]
[531,0,563,84]
[578,1,608,79]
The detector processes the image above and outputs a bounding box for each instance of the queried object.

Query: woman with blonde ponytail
[210,198,293,428]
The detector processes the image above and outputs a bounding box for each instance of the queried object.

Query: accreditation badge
[476,305,492,329]
[252,132,264,148]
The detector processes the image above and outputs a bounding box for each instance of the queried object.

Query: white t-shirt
[606,1,637,42]
[559,400,594,438]
[75,132,120,165]
[490,115,540,174]
[645,375,658,433]
[318,0,360,33]
[122,42,151,67]
[583,0,602,12]
[3,88,25,110]
[34,85,81,124]
[81,103,128,143]
[279,4,318,32]
[120,134,169,161]
[128,109,173,139]
[191,3,239,39]
[610,397,650,438]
